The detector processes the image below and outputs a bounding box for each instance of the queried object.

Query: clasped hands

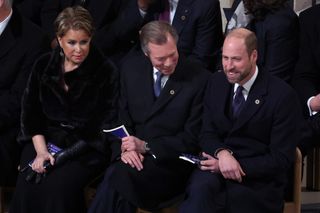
[120,136,147,171]
[199,151,246,183]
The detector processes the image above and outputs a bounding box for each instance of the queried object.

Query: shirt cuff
[307,96,318,116]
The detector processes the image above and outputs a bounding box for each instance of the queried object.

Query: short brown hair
[226,28,257,56]
[140,21,179,54]
[54,6,94,38]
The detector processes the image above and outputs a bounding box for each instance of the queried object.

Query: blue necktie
[233,86,245,118]
[154,71,163,97]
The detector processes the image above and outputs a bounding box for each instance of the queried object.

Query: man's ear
[251,49,258,62]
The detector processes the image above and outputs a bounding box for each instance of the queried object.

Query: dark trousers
[88,164,136,213]
[179,169,226,213]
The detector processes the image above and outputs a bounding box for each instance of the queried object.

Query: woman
[10,6,118,213]
[226,0,299,83]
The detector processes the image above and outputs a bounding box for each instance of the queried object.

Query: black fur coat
[19,45,119,154]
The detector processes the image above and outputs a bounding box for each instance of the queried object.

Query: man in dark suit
[88,21,209,213]
[133,0,223,71]
[0,0,49,185]
[292,4,320,156]
[224,0,299,83]
[179,28,301,213]
[14,0,44,26]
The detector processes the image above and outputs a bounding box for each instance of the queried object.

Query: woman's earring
[60,48,64,57]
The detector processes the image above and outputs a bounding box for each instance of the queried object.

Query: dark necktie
[154,71,163,97]
[233,86,245,118]
[159,0,170,22]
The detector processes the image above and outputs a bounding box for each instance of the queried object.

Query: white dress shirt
[0,9,13,36]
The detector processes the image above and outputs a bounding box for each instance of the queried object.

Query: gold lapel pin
[170,90,175,95]
[255,99,260,104]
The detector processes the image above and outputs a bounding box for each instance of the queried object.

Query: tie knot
[156,71,163,79]
[235,85,244,96]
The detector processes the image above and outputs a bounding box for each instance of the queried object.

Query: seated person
[0,0,49,186]
[9,6,118,213]
[179,28,302,213]
[292,4,320,156]
[88,21,210,213]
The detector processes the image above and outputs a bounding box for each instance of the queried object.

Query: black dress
[10,45,119,213]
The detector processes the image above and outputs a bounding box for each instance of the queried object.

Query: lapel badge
[181,15,186,21]
[255,99,260,105]
[170,90,175,95]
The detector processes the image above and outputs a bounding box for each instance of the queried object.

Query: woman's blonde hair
[54,6,94,38]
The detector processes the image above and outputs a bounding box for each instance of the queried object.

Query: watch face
[144,142,151,151]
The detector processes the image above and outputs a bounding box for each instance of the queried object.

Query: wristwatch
[144,141,151,152]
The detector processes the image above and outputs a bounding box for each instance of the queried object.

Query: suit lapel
[172,0,193,35]
[216,74,234,129]
[145,58,186,120]
[0,14,18,60]
[147,77,182,119]
[136,59,157,118]
[232,71,268,130]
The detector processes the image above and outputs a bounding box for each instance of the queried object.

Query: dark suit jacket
[0,8,49,185]
[171,0,223,71]
[292,5,320,115]
[225,2,299,82]
[15,0,45,26]
[201,70,301,212]
[108,50,209,210]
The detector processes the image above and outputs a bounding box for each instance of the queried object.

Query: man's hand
[121,136,146,154]
[199,152,219,173]
[217,150,245,183]
[121,151,144,171]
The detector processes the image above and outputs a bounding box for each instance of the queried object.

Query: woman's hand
[31,151,54,174]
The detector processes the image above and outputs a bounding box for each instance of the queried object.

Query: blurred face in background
[58,29,91,69]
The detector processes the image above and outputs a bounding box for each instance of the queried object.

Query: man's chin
[226,76,238,84]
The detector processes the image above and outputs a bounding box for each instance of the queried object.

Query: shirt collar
[0,9,13,36]
[234,66,259,97]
